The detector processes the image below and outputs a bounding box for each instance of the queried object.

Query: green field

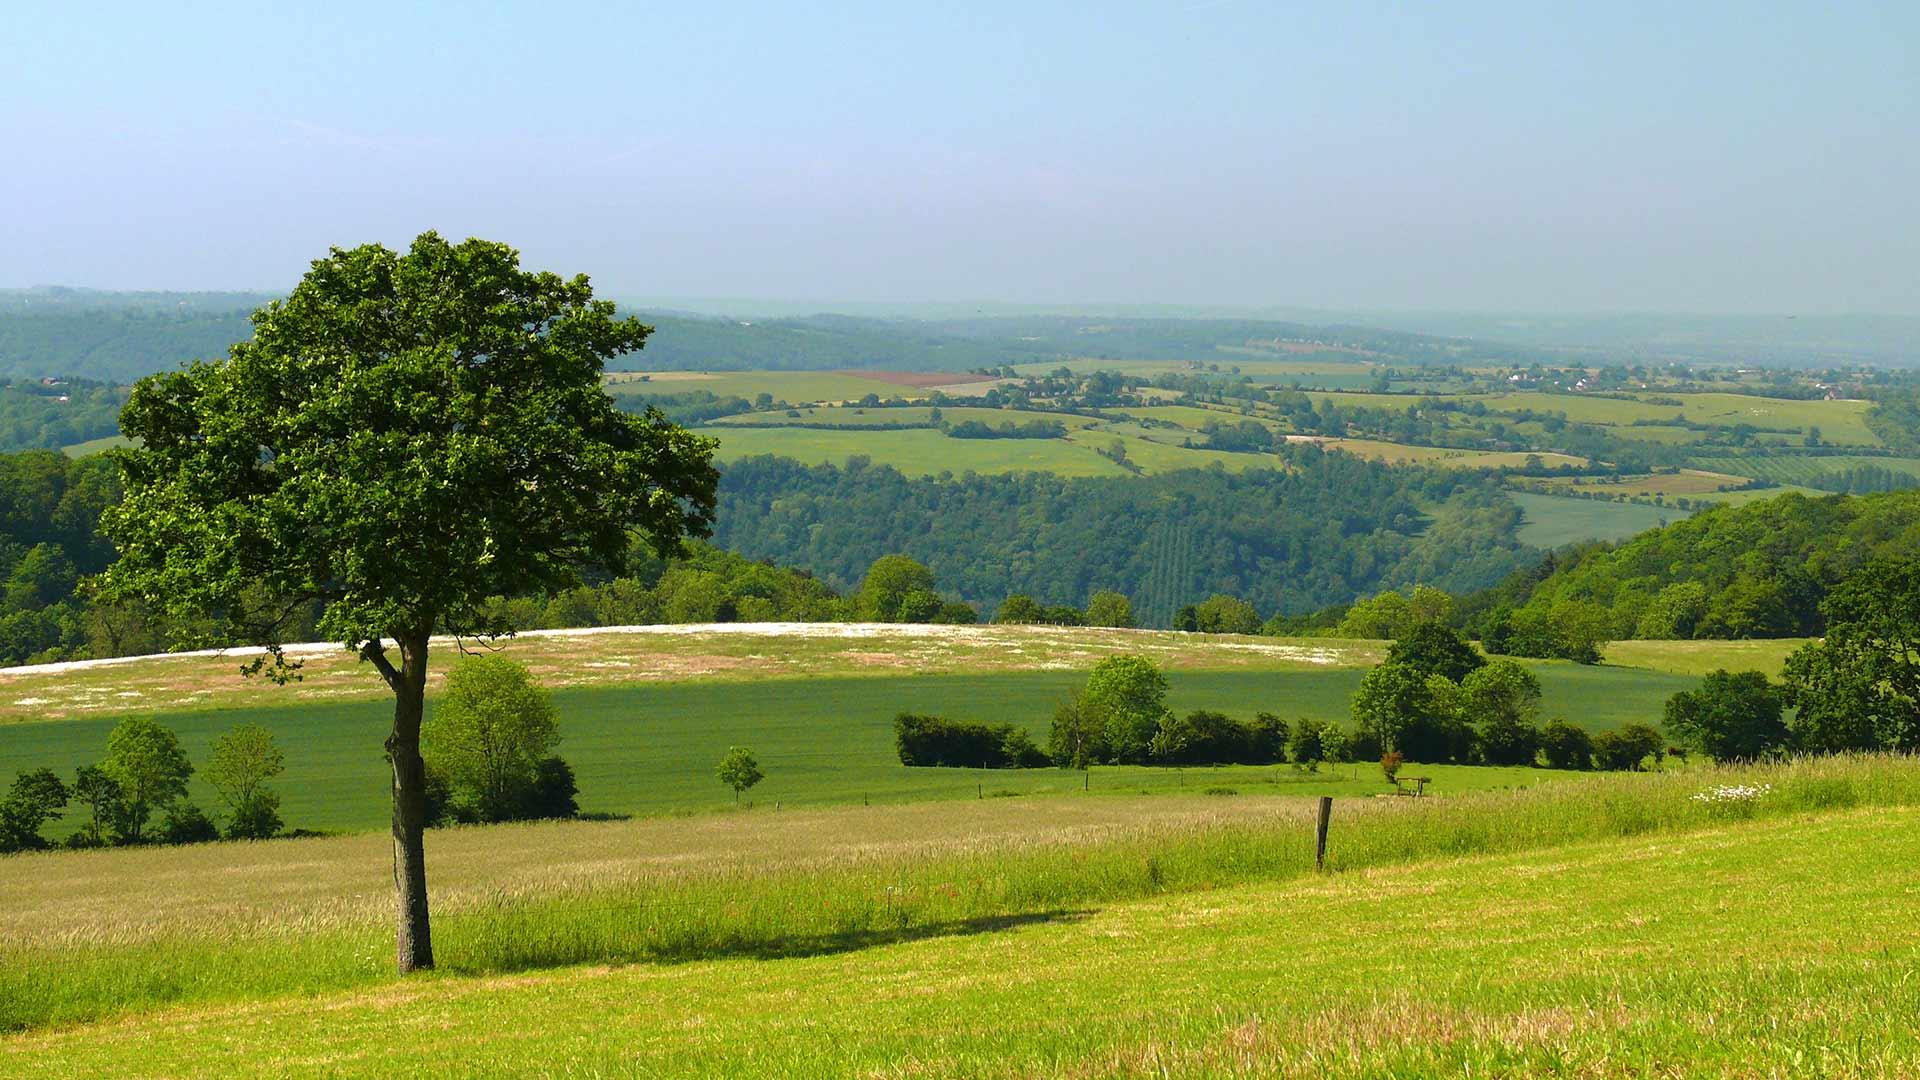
[709,425,1135,476]
[0,659,1695,834]
[6,757,1917,1075]
[1511,490,1692,548]
[712,405,1099,429]
[604,370,922,404]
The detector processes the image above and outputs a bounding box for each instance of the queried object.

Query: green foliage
[1148,710,1284,766]
[715,456,1531,625]
[1592,724,1664,771]
[67,764,126,848]
[894,714,1049,769]
[422,656,564,823]
[1349,662,1437,757]
[1865,389,1920,450]
[1190,594,1260,635]
[101,716,193,843]
[1474,490,1920,643]
[98,231,720,664]
[1287,716,1348,764]
[716,747,764,802]
[157,802,219,845]
[1082,655,1172,764]
[1046,692,1103,770]
[1461,659,1543,766]
[1539,720,1594,770]
[994,594,1045,624]
[1386,620,1485,682]
[1663,670,1789,761]
[204,723,286,841]
[859,555,938,622]
[0,768,68,853]
[1084,590,1135,628]
[1338,585,1453,639]
[1782,557,1920,753]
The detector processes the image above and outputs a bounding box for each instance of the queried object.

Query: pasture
[1510,491,1692,547]
[603,370,912,405]
[4,755,1916,1076]
[0,626,1697,832]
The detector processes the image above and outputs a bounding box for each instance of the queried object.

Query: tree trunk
[384,630,434,972]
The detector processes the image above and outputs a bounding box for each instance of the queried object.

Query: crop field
[1531,468,1747,499]
[1510,491,1693,547]
[5,756,1917,1076]
[0,624,1699,832]
[708,425,1133,476]
[1689,453,1920,485]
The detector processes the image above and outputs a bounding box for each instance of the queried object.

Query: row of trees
[0,718,287,853]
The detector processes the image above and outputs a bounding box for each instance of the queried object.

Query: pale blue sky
[2,1,1914,313]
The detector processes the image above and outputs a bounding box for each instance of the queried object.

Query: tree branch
[361,640,402,692]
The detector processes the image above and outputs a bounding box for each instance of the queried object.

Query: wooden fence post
[1315,796,1333,872]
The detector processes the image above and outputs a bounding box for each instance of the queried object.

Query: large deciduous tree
[1781,557,1919,754]
[100,233,717,972]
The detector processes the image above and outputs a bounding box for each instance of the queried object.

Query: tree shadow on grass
[449,908,1096,976]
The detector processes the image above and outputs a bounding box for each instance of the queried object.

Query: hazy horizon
[4,1,1916,316]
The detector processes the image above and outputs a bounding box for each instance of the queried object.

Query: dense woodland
[712,450,1532,623]
[1458,489,1920,644]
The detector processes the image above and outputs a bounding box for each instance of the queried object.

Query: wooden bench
[1388,775,1431,798]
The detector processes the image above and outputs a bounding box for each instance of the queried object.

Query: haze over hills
[2,286,1914,382]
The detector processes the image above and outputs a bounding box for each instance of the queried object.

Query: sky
[1,1,1915,314]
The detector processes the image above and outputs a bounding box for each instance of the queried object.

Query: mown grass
[0,660,1693,833]
[1,755,1913,1071]
[1602,637,1811,678]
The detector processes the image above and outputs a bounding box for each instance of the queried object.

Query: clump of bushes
[895,713,1050,769]
[0,715,290,854]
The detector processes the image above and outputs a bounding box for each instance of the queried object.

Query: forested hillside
[713,451,1533,623]
[1,289,1515,381]
[1462,489,1920,642]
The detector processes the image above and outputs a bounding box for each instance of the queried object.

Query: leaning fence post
[1315,796,1333,872]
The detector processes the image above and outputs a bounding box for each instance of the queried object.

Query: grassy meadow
[1510,491,1692,547]
[0,625,1698,832]
[4,755,1916,1075]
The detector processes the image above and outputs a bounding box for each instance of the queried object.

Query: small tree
[0,768,69,853]
[716,746,763,804]
[205,722,287,840]
[101,716,193,844]
[1047,691,1105,770]
[1349,662,1436,757]
[1288,716,1347,765]
[422,655,562,823]
[1082,655,1172,764]
[1663,669,1789,762]
[69,765,127,848]
[1085,590,1135,628]
[1460,659,1542,766]
[859,555,937,622]
[994,594,1045,624]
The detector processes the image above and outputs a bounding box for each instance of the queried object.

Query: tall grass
[3,754,1913,1033]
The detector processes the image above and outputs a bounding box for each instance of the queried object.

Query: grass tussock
[0,753,1914,1034]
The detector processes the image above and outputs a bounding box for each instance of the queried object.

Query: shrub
[1539,720,1594,770]
[895,713,1045,769]
[1593,723,1664,771]
[225,793,283,841]
[1289,716,1346,764]
[523,757,580,819]
[1151,710,1262,766]
[1380,751,1404,782]
[157,802,219,845]
[1247,713,1289,764]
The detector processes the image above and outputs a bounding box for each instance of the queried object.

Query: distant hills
[1,287,1911,382]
